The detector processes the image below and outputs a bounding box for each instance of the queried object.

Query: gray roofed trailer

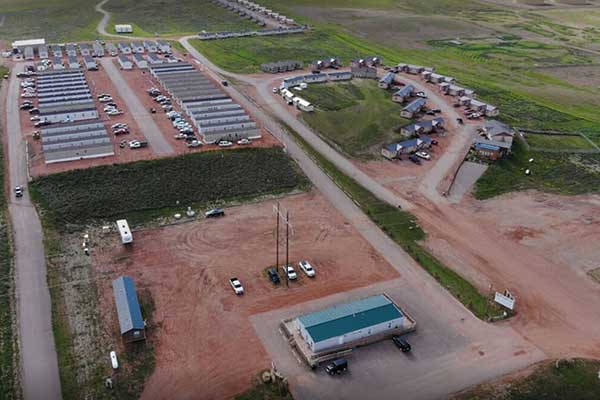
[118,42,132,54]
[131,42,144,53]
[42,121,104,134]
[133,53,148,69]
[146,53,163,64]
[39,107,99,123]
[52,58,64,70]
[37,83,89,92]
[190,108,245,120]
[39,101,96,113]
[43,139,114,164]
[51,45,62,58]
[105,42,118,56]
[68,56,80,69]
[83,55,98,70]
[42,129,108,144]
[37,79,86,88]
[37,69,84,78]
[79,43,91,56]
[198,120,257,133]
[202,128,261,144]
[38,89,91,98]
[38,96,93,105]
[93,41,105,57]
[118,54,133,70]
[65,44,77,56]
[143,41,158,52]
[38,45,49,59]
[177,93,228,103]
[156,40,171,53]
[185,102,240,114]
[37,75,86,84]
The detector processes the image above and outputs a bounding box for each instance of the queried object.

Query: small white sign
[494,292,515,310]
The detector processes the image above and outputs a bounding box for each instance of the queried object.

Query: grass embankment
[299,80,410,158]
[282,122,503,320]
[475,139,600,199]
[455,359,600,400]
[30,147,309,227]
[0,66,18,400]
[0,0,100,42]
[105,0,257,37]
[524,133,595,150]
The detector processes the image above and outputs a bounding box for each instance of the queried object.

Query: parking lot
[251,278,544,400]
[91,191,400,399]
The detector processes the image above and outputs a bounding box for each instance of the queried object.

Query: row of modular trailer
[117,41,171,55]
[198,26,305,40]
[118,53,166,70]
[396,63,435,75]
[279,89,314,112]
[36,69,98,123]
[40,120,114,163]
[150,63,261,143]
[260,60,302,73]
[400,98,427,119]
[311,57,341,71]
[280,71,352,90]
[232,0,297,25]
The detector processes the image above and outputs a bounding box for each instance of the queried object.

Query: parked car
[229,277,244,295]
[298,260,316,277]
[150,107,156,113]
[106,110,123,116]
[162,105,173,112]
[98,96,113,103]
[267,268,280,284]
[205,208,225,218]
[272,87,279,94]
[14,186,23,198]
[221,80,228,87]
[431,139,439,145]
[128,140,147,149]
[237,138,251,145]
[28,108,39,114]
[187,140,201,148]
[392,336,411,352]
[285,265,297,280]
[325,358,348,375]
[113,128,129,135]
[456,118,464,125]
[97,93,111,99]
[34,120,51,128]
[431,108,441,114]
[415,151,431,160]
[174,133,187,140]
[218,140,233,147]
[30,116,40,122]
[21,92,36,98]
[111,123,128,130]
[20,103,34,110]
[408,155,421,165]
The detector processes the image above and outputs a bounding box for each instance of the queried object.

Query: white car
[285,265,297,280]
[218,141,233,147]
[415,92,427,98]
[237,138,251,145]
[187,140,201,148]
[98,96,113,103]
[21,93,36,98]
[106,110,123,116]
[272,87,279,94]
[230,277,244,295]
[415,151,431,160]
[129,140,141,149]
[111,123,128,130]
[298,260,316,277]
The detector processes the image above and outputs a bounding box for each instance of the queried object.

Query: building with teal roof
[297,294,404,353]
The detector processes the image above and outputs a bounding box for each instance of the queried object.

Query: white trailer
[116,219,133,244]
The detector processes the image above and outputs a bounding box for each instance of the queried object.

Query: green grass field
[525,133,596,150]
[299,80,410,158]
[475,139,600,199]
[283,121,504,321]
[31,148,308,227]
[0,0,100,42]
[105,0,258,37]
[456,359,600,400]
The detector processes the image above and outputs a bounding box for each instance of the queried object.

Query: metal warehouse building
[41,120,114,163]
[150,63,261,143]
[112,277,146,343]
[296,294,405,353]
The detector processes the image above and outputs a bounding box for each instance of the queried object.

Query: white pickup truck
[230,277,244,295]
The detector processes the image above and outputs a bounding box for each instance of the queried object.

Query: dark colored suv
[325,358,348,375]
[267,268,280,284]
[392,336,412,352]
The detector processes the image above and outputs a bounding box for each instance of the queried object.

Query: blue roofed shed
[112,276,146,342]
[297,294,404,352]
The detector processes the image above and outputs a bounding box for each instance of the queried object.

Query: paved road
[100,58,175,156]
[4,69,62,400]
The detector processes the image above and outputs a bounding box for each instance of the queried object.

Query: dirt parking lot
[92,191,399,400]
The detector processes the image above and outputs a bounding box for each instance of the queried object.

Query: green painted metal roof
[298,295,403,343]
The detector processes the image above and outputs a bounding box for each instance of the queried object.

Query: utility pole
[285,211,289,288]
[276,202,279,274]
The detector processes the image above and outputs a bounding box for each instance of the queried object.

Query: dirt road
[3,69,62,400]
[100,58,175,156]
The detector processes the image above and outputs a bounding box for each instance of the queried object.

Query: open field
[540,64,600,87]
[524,132,596,150]
[105,0,258,37]
[0,0,99,42]
[454,359,600,400]
[474,139,600,199]
[30,147,308,226]
[91,191,400,400]
[299,80,410,158]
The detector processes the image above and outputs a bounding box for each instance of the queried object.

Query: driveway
[4,68,62,400]
[100,58,174,156]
